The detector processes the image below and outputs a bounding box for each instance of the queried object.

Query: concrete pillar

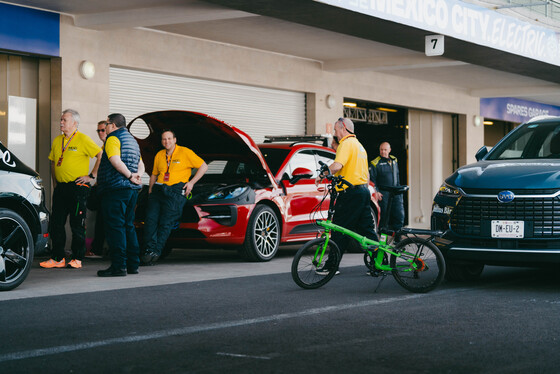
[307,93,343,135]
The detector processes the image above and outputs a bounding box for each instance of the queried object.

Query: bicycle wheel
[389,237,445,293]
[291,238,341,289]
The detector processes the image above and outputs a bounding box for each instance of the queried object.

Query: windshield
[486,121,560,160]
[258,147,290,176]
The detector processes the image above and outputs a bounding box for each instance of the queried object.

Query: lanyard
[57,130,77,166]
[165,146,175,174]
[163,146,175,182]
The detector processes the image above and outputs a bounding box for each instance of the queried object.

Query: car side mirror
[475,146,488,161]
[289,167,313,184]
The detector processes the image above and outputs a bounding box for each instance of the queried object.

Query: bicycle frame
[293,163,445,292]
[313,163,434,274]
[315,219,420,273]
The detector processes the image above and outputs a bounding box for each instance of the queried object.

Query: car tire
[240,205,280,262]
[445,262,484,282]
[0,208,34,291]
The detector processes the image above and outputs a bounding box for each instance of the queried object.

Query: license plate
[491,220,524,238]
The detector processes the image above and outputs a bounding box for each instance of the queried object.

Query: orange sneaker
[40,258,66,268]
[67,259,82,269]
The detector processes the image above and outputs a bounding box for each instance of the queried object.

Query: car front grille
[451,195,560,237]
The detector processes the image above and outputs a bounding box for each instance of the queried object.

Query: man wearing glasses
[96,120,107,142]
[86,120,108,257]
[97,113,145,277]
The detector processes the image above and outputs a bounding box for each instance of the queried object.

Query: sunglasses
[96,129,106,133]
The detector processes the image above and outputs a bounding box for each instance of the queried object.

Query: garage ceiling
[3,0,560,106]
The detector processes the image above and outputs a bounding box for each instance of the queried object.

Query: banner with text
[481,97,560,123]
[316,0,560,67]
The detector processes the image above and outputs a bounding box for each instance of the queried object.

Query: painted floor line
[216,352,271,360]
[0,293,423,363]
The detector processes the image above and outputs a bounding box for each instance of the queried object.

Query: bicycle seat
[378,185,409,194]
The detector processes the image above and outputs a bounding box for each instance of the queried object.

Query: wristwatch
[89,173,94,179]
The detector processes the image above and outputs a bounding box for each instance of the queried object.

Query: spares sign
[317,0,560,67]
[481,97,560,123]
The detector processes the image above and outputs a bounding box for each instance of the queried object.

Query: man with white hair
[315,117,378,274]
[41,109,102,269]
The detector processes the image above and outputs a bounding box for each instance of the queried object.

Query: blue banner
[480,97,560,123]
[0,3,59,56]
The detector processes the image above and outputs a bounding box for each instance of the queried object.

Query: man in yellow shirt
[315,117,378,274]
[141,130,208,265]
[40,109,102,269]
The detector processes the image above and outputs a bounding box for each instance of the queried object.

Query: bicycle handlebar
[318,161,354,190]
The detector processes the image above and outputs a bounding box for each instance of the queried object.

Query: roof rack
[263,135,329,147]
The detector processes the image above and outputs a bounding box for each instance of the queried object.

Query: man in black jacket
[370,141,404,232]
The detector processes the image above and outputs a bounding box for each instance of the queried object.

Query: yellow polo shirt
[104,136,121,159]
[103,136,142,172]
[48,131,101,183]
[334,134,369,187]
[152,145,204,185]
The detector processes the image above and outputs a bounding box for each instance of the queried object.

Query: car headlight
[30,176,43,190]
[208,186,248,200]
[437,183,460,197]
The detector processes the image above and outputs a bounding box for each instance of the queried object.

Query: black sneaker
[141,251,160,265]
[127,268,139,274]
[97,267,127,277]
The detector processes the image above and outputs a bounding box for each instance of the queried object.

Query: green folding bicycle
[291,162,446,293]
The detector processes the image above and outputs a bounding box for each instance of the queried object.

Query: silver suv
[0,141,49,291]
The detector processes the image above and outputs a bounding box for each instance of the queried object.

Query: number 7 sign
[425,35,444,56]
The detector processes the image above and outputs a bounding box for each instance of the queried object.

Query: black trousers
[378,190,405,232]
[91,208,106,255]
[50,182,90,261]
[331,184,378,266]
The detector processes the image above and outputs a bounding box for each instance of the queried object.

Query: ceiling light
[376,107,398,112]
[483,121,494,125]
[343,102,357,107]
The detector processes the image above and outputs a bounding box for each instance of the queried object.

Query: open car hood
[128,110,272,178]
[0,141,38,176]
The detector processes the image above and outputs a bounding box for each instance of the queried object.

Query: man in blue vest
[370,141,405,232]
[97,113,145,277]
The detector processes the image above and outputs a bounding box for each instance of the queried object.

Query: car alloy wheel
[0,208,34,291]
[241,205,280,262]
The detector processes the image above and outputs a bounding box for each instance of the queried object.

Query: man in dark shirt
[97,113,145,277]
[370,141,404,232]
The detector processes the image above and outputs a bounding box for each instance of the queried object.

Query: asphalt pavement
[2,247,560,373]
[0,246,364,301]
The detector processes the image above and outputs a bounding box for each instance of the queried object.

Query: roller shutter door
[109,67,306,142]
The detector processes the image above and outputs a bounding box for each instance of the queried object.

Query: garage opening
[484,119,516,147]
[343,98,408,225]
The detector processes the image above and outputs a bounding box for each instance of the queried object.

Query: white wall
[408,110,455,229]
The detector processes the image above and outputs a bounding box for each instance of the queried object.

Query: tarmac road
[1,247,559,373]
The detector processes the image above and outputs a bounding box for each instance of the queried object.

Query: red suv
[130,111,380,261]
